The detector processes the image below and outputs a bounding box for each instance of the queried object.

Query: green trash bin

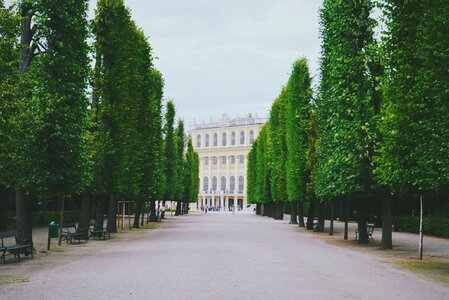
[49,221,59,238]
[48,221,59,250]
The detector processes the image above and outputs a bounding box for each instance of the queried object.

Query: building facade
[188,115,266,211]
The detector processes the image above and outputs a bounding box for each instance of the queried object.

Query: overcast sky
[93,0,324,127]
[7,0,324,127]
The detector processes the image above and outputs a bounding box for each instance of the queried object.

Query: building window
[212,156,217,165]
[222,132,227,146]
[231,132,236,145]
[238,176,244,193]
[197,134,201,148]
[221,176,226,191]
[203,177,209,192]
[212,176,217,191]
[240,131,245,145]
[230,155,235,164]
[221,156,226,164]
[204,157,209,165]
[230,176,235,193]
[213,133,218,147]
[249,130,254,144]
[205,134,210,147]
[239,155,244,164]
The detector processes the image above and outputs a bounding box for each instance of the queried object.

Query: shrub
[395,215,449,238]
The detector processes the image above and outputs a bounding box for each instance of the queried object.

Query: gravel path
[1,213,448,300]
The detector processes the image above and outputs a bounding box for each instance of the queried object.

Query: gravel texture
[1,213,448,300]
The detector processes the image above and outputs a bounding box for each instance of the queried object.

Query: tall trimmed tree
[269,89,288,220]
[175,120,185,216]
[0,1,20,230]
[30,0,91,238]
[285,59,313,227]
[163,101,177,208]
[376,0,449,249]
[316,0,377,242]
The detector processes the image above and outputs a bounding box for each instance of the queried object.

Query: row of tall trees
[248,0,448,249]
[0,0,199,244]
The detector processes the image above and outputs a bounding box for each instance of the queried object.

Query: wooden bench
[89,226,110,240]
[355,224,375,241]
[61,224,88,244]
[0,231,34,263]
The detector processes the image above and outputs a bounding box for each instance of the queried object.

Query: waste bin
[48,221,59,250]
[48,221,59,238]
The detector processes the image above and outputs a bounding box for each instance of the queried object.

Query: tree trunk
[0,185,9,231]
[356,200,369,244]
[306,195,316,230]
[78,192,91,237]
[275,202,284,220]
[343,199,348,240]
[140,201,145,227]
[175,201,181,216]
[289,202,298,224]
[329,199,334,236]
[95,196,105,230]
[148,200,158,222]
[107,194,117,233]
[298,201,305,227]
[58,196,65,246]
[315,201,325,232]
[133,198,143,228]
[256,203,261,215]
[262,203,268,216]
[15,185,33,245]
[381,194,393,249]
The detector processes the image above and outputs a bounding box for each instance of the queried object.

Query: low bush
[395,215,449,238]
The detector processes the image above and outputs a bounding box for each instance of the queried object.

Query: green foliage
[285,59,312,203]
[184,139,199,203]
[29,0,91,197]
[163,100,177,201]
[269,88,288,203]
[247,140,257,203]
[255,124,272,203]
[92,0,166,201]
[396,215,449,238]
[375,0,449,193]
[175,120,185,201]
[0,3,20,187]
[315,0,377,200]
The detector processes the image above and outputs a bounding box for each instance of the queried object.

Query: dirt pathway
[1,213,448,299]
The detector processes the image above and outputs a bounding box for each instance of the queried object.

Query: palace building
[188,114,266,211]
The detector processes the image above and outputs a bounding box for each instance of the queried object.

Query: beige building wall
[188,115,266,211]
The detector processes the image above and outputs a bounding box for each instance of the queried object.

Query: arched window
[240,131,245,145]
[203,177,209,192]
[221,156,226,164]
[221,176,226,191]
[249,130,254,144]
[238,176,244,193]
[239,155,244,164]
[197,134,201,148]
[205,134,210,147]
[213,133,218,147]
[222,132,227,146]
[212,176,217,191]
[231,132,236,145]
[204,156,209,165]
[230,176,235,192]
